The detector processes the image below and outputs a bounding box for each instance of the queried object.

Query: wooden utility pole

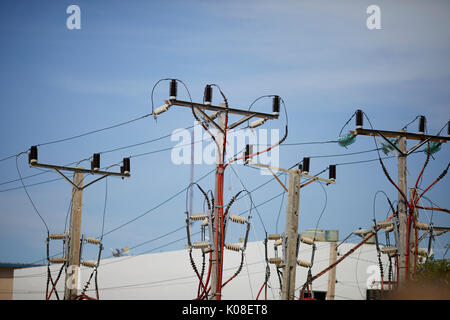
[28,146,130,300]
[326,242,337,300]
[351,112,449,286]
[64,170,83,300]
[160,83,280,300]
[281,169,301,300]
[397,135,408,284]
[250,161,336,300]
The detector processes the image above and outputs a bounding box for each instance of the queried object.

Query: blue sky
[0,0,449,265]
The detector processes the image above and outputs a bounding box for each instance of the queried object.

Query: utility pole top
[349,111,449,287]
[154,80,285,300]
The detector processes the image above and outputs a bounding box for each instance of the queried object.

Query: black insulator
[120,166,124,174]
[91,153,100,171]
[169,79,177,99]
[448,121,450,136]
[298,163,303,171]
[329,165,336,180]
[123,157,130,173]
[244,144,253,163]
[302,157,310,173]
[29,146,38,164]
[204,85,212,104]
[272,95,280,114]
[356,109,363,128]
[419,116,426,133]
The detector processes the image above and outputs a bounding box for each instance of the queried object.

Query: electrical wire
[15,153,49,234]
[226,96,288,167]
[101,167,216,238]
[229,164,267,234]
[39,114,152,148]
[338,111,357,138]
[26,159,292,267]
[275,175,287,233]
[0,123,199,187]
[0,136,381,193]
[300,180,328,298]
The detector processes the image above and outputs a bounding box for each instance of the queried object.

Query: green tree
[415,255,449,286]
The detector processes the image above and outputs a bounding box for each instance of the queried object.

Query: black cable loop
[372,219,384,293]
[185,182,211,214]
[338,111,357,137]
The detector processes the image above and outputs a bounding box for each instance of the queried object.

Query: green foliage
[415,255,449,286]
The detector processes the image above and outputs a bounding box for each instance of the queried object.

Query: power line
[24,177,283,267]
[0,138,385,190]
[100,168,216,238]
[229,164,268,233]
[0,113,155,165]
[15,153,49,234]
[37,114,152,147]
[0,124,199,186]
[0,137,208,193]
[280,140,338,146]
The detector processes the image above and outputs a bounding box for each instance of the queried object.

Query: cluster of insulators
[81,236,101,268]
[224,215,249,253]
[266,234,314,269]
[48,233,67,264]
[28,146,130,174]
[155,80,280,121]
[339,112,445,156]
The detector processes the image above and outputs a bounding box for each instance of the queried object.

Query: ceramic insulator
[230,215,247,224]
[190,213,207,221]
[297,260,311,268]
[268,234,281,240]
[301,236,314,245]
[81,261,96,268]
[225,243,241,252]
[49,233,65,240]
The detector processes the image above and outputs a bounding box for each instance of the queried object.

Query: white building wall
[13,241,392,300]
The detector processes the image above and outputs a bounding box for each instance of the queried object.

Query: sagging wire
[228,163,276,299]
[79,177,109,300]
[218,189,252,295]
[226,95,288,167]
[299,181,327,299]
[337,111,357,148]
[15,151,62,300]
[15,152,50,235]
[257,233,271,300]
[275,175,288,233]
[359,111,448,281]
[184,182,212,300]
[195,188,252,300]
[372,190,400,293]
[150,78,173,117]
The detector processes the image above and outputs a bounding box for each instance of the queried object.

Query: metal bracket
[227,114,256,130]
[407,137,432,155]
[377,130,405,156]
